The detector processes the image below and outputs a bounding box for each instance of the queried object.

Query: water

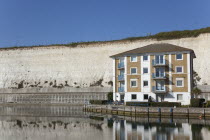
[0,105,210,140]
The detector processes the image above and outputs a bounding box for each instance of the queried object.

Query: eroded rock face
[0,33,209,89]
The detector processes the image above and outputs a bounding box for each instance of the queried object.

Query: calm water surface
[0,105,210,140]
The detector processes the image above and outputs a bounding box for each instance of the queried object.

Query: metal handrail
[152,73,167,78]
[118,87,124,92]
[118,75,124,81]
[152,59,167,66]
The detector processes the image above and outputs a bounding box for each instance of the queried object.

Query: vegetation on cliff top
[123,26,210,41]
[1,26,210,49]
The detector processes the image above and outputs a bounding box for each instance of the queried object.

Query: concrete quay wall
[85,105,210,119]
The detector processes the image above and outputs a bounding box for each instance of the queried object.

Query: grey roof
[110,43,196,58]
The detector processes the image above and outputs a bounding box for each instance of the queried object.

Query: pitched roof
[110,43,196,58]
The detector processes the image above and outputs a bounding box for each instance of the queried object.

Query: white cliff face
[0,33,209,90]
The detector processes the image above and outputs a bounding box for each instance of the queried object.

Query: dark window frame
[144,94,149,100]
[143,81,149,87]
[131,94,137,100]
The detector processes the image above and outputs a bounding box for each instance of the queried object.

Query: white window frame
[177,94,183,101]
[176,54,183,60]
[176,78,184,87]
[130,67,137,75]
[130,56,137,62]
[143,55,148,61]
[176,66,183,73]
[143,67,148,74]
[143,80,149,87]
[130,79,138,87]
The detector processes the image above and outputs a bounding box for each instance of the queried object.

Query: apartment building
[110,43,196,105]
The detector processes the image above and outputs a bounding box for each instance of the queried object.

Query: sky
[0,0,209,47]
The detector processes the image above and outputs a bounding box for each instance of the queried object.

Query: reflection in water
[113,120,193,140]
[0,105,210,140]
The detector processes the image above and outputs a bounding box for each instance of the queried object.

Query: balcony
[118,62,124,69]
[152,73,167,80]
[118,75,124,81]
[118,87,125,92]
[152,59,167,66]
[152,86,168,93]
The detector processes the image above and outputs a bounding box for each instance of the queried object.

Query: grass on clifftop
[1,26,210,49]
[123,26,210,41]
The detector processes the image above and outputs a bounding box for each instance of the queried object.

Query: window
[155,55,164,64]
[143,81,148,87]
[143,68,148,74]
[177,94,183,100]
[176,78,184,87]
[131,94,137,100]
[144,94,148,100]
[143,55,148,61]
[131,68,137,74]
[176,54,183,60]
[120,70,124,75]
[131,56,137,62]
[176,66,183,73]
[130,79,137,87]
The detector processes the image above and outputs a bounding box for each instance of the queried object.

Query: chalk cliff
[0,33,209,91]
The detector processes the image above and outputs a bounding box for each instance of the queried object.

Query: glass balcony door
[155,55,164,64]
[120,70,124,76]
[155,67,165,77]
[118,82,125,92]
[156,80,165,90]
[120,82,124,88]
[120,94,124,102]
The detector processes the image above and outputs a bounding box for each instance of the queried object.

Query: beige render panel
[171,53,188,92]
[172,74,188,92]
[126,56,141,92]
[127,56,141,74]
[171,53,188,73]
[127,75,141,92]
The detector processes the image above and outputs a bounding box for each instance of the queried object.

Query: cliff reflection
[0,105,210,140]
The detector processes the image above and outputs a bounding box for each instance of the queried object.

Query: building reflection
[113,119,193,140]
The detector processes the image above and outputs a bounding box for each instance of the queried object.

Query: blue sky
[0,0,209,47]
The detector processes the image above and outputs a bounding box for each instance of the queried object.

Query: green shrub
[150,102,181,107]
[206,101,210,108]
[126,102,149,106]
[89,100,108,105]
[107,92,113,101]
[181,105,190,108]
[89,116,104,121]
[126,102,181,107]
[122,27,210,41]
[190,98,205,107]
